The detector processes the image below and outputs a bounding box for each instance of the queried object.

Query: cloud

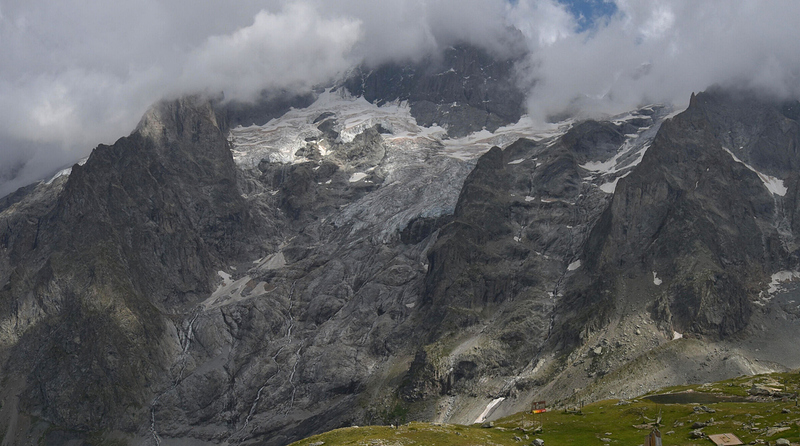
[1,0,800,197]
[517,0,800,122]
[180,3,363,100]
[508,0,574,47]
[0,0,526,197]
[340,0,521,64]
[0,0,291,197]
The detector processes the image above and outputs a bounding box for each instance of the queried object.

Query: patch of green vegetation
[648,371,800,399]
[34,420,130,446]
[382,403,409,426]
[293,422,516,446]
[86,431,129,446]
[291,372,800,446]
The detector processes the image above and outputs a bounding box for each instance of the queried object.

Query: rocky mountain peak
[684,88,800,178]
[135,95,221,146]
[568,90,798,344]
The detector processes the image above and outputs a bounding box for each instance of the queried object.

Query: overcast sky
[1,0,799,197]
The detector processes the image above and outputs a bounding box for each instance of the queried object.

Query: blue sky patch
[558,0,618,32]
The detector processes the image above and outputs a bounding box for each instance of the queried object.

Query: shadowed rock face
[216,90,316,130]
[402,91,800,421]
[0,95,261,434]
[69,96,259,308]
[403,124,637,403]
[344,44,526,137]
[555,90,800,351]
[686,89,800,179]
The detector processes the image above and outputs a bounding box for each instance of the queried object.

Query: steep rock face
[344,45,525,137]
[561,91,799,347]
[519,92,800,414]
[74,96,259,307]
[689,89,800,179]
[0,96,262,437]
[148,103,481,444]
[395,94,800,424]
[424,118,640,316]
[400,110,665,409]
[216,90,316,130]
[561,120,628,164]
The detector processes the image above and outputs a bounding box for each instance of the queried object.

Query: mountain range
[1,43,799,446]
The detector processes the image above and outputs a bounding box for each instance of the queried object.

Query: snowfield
[227,88,574,170]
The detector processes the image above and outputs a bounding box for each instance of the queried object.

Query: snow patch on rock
[257,252,286,271]
[598,170,633,194]
[599,178,619,194]
[217,271,233,287]
[475,397,505,424]
[767,271,800,294]
[204,273,269,310]
[349,172,368,182]
[46,157,88,184]
[653,271,662,286]
[722,147,787,196]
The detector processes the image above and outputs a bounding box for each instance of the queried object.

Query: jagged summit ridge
[135,95,222,145]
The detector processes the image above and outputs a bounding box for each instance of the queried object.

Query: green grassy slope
[291,372,800,445]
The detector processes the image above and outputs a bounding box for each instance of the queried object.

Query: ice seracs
[228,88,576,170]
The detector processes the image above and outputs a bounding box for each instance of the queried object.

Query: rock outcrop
[344,44,526,137]
[567,89,799,344]
[0,95,263,439]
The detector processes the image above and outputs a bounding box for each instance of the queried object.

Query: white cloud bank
[181,3,363,100]
[1,0,800,196]
[521,0,800,121]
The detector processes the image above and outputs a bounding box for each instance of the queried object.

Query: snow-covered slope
[228,88,574,169]
[580,106,675,193]
[227,89,676,190]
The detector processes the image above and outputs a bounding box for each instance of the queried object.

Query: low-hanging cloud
[518,0,800,121]
[1,0,800,197]
[181,3,362,100]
